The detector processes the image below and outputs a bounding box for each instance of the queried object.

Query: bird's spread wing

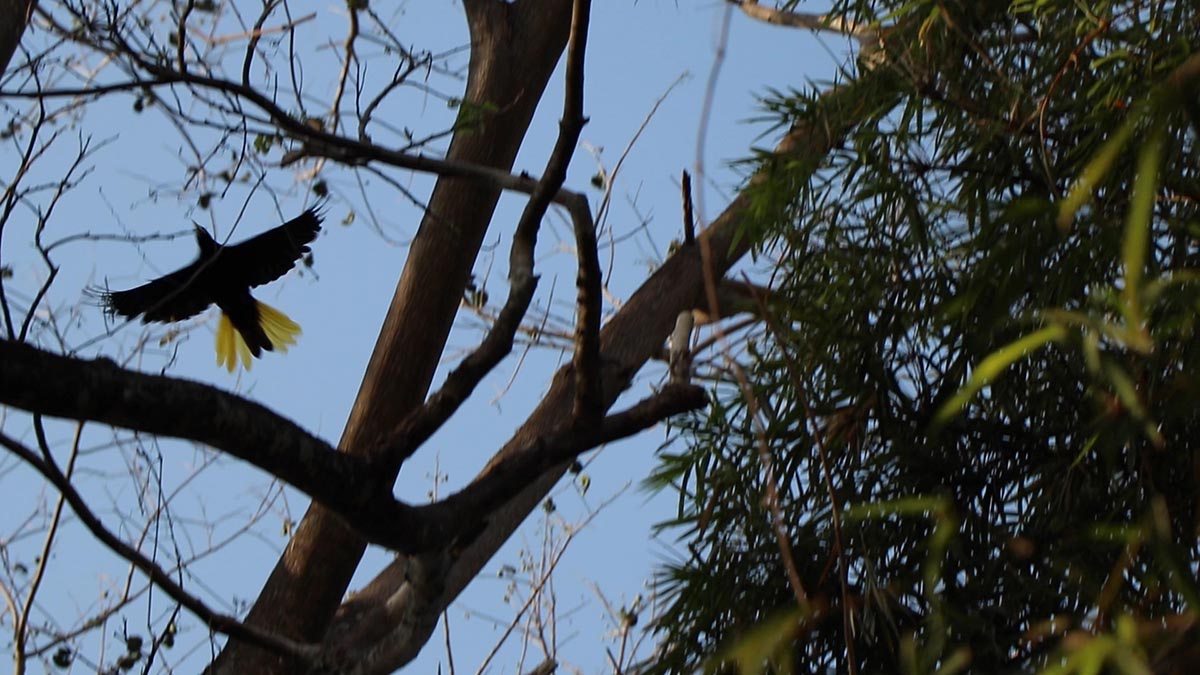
[103,262,214,323]
[217,207,323,288]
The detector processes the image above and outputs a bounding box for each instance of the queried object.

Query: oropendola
[101,207,322,371]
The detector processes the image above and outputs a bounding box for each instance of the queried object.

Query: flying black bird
[102,207,322,371]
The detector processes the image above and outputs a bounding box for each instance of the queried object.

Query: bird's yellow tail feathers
[258,301,301,352]
[215,301,302,372]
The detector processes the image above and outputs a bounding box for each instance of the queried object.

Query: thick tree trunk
[207,2,575,673]
[0,0,35,78]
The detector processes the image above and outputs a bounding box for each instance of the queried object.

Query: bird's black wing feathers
[103,261,214,323]
[102,207,322,326]
[218,207,323,288]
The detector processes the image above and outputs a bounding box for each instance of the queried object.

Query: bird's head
[192,223,219,256]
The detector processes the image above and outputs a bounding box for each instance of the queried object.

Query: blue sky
[0,1,850,671]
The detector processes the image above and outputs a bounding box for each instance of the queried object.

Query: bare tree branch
[0,431,321,664]
[543,0,603,428]
[0,336,701,562]
[0,338,383,513]
[380,0,594,469]
[326,67,896,664]
[681,169,696,245]
[568,190,603,425]
[432,383,706,526]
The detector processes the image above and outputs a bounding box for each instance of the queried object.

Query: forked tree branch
[380,0,595,468]
[0,332,702,558]
[326,65,900,668]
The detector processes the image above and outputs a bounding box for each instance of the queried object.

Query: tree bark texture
[0,0,35,78]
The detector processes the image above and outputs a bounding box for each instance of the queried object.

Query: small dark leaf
[125,635,143,654]
[253,134,275,154]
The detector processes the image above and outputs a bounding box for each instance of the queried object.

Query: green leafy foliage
[648,0,1200,672]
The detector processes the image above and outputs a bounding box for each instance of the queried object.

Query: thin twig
[13,422,83,675]
[328,3,360,135]
[241,0,281,87]
[194,11,313,47]
[0,66,51,340]
[0,431,322,663]
[474,488,623,675]
[175,0,195,74]
[693,3,733,227]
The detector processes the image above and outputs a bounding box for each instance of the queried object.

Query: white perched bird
[668,309,696,383]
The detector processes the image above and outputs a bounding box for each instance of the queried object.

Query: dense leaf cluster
[650,1,1200,672]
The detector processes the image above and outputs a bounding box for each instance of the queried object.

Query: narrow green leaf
[1121,118,1166,327]
[1056,120,1137,230]
[847,495,951,521]
[934,647,973,675]
[934,325,1067,425]
[707,609,803,675]
[1075,637,1113,675]
[1069,434,1099,469]
[1082,330,1101,373]
[1142,270,1200,308]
